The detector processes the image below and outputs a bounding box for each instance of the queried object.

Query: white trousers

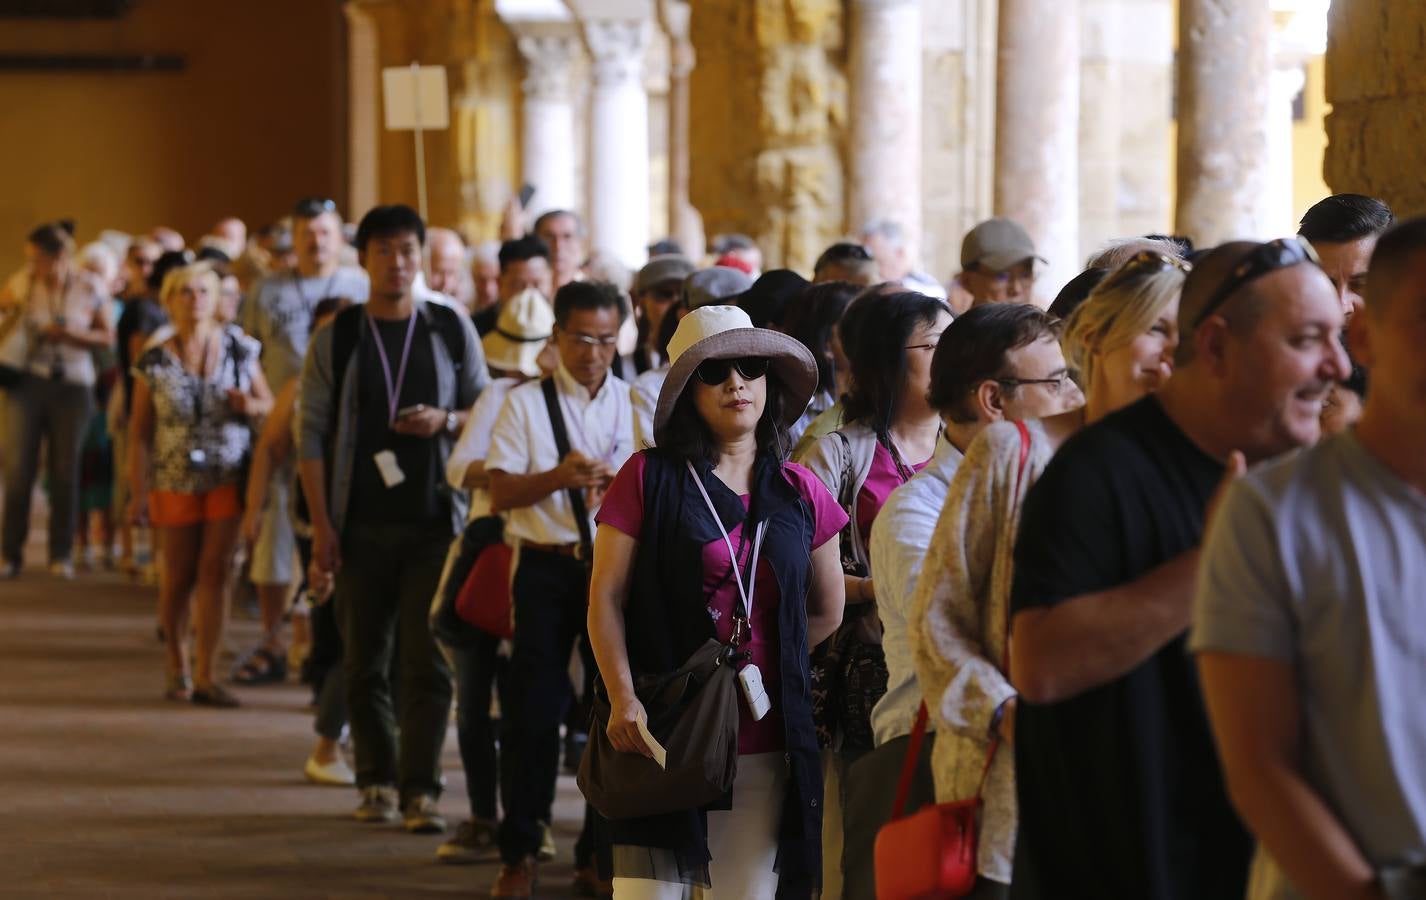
[613,751,788,900]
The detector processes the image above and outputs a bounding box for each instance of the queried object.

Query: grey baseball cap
[634,254,697,293]
[683,265,754,310]
[961,217,1044,271]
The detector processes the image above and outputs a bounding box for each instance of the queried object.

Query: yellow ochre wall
[0,1,346,277]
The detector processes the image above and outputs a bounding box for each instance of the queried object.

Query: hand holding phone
[396,404,425,419]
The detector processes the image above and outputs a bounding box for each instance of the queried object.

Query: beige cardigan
[910,419,1052,884]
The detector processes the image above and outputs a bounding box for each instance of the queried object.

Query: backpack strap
[540,377,594,563]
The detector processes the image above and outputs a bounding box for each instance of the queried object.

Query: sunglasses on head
[695,356,770,386]
[1193,236,1319,328]
[293,197,338,218]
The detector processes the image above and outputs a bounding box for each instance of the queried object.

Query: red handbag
[454,542,514,640]
[873,421,1031,899]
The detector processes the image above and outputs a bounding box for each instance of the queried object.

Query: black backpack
[327,300,467,414]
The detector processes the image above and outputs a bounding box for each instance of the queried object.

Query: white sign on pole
[381,64,450,220]
[382,65,450,131]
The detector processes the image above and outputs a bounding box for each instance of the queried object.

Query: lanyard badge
[686,462,772,721]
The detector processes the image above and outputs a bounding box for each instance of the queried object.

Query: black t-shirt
[472,303,498,338]
[116,296,169,413]
[1008,396,1251,900]
[346,314,447,524]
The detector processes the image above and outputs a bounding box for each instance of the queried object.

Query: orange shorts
[150,483,242,528]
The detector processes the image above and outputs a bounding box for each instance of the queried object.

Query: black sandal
[231,646,288,685]
[192,683,241,708]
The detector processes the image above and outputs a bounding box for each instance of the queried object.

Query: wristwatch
[445,409,458,434]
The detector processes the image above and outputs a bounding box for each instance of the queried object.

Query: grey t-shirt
[1191,430,1426,899]
[239,266,369,390]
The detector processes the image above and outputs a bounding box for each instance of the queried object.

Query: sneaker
[536,820,556,862]
[49,559,75,580]
[436,818,499,864]
[304,754,356,786]
[403,794,447,834]
[571,866,613,898]
[353,785,400,823]
[490,858,537,898]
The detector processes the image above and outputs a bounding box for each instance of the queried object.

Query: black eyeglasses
[294,197,338,218]
[695,356,770,386]
[995,372,1072,395]
[1192,236,1319,328]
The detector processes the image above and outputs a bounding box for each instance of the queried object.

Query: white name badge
[738,663,772,721]
[374,450,405,488]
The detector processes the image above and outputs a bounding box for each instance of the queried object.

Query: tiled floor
[0,530,585,898]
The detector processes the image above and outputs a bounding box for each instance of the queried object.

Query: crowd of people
[0,188,1422,900]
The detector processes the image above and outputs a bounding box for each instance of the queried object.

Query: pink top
[597,453,847,754]
[856,441,930,546]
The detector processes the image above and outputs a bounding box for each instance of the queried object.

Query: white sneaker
[304,754,356,786]
[49,559,75,580]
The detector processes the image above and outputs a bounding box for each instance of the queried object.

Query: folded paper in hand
[635,716,667,770]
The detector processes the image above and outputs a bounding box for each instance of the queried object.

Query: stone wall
[688,0,848,272]
[1324,1,1426,217]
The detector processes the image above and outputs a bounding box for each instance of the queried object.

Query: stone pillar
[848,0,922,252]
[659,0,704,257]
[1078,0,1122,259]
[512,26,581,219]
[343,1,380,218]
[1175,0,1272,245]
[995,0,1080,301]
[1325,1,1426,215]
[583,18,652,270]
[1264,64,1307,236]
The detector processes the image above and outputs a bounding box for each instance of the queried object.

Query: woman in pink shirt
[587,305,846,900]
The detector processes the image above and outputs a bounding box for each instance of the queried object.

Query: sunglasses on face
[695,356,770,386]
[1193,236,1319,328]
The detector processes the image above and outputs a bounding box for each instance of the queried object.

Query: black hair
[1298,194,1395,244]
[553,280,627,328]
[928,303,1062,424]
[195,246,231,266]
[841,290,950,437]
[313,295,356,323]
[293,197,340,220]
[1143,234,1195,257]
[148,249,195,292]
[783,281,858,395]
[660,368,791,465]
[498,235,551,272]
[354,204,425,252]
[813,242,874,276]
[712,233,757,254]
[533,209,583,236]
[738,269,810,329]
[654,302,682,357]
[647,238,683,257]
[27,221,75,258]
[1047,267,1109,321]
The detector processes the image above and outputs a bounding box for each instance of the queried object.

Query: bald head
[1176,241,1277,367]
[426,227,467,297]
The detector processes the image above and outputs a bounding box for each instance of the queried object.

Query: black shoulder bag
[540,377,594,565]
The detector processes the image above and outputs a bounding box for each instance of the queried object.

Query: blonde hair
[160,262,221,317]
[1062,260,1185,391]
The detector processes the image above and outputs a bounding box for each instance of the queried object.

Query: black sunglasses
[294,197,338,218]
[695,356,770,386]
[1193,237,1319,328]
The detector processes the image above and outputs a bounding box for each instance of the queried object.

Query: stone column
[583,19,652,270]
[1175,0,1272,245]
[1264,64,1307,236]
[848,0,922,252]
[995,0,1080,301]
[659,0,704,257]
[512,26,581,219]
[1078,0,1123,259]
[343,1,380,218]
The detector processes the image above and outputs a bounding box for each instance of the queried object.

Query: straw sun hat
[481,288,554,378]
[653,305,818,446]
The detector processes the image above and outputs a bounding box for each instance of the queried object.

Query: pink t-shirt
[597,453,847,754]
[855,441,930,546]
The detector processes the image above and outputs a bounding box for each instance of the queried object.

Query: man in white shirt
[485,280,634,898]
[842,304,1075,900]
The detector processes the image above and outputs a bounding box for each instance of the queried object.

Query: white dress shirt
[867,434,964,746]
[446,376,519,521]
[629,364,668,450]
[485,364,634,545]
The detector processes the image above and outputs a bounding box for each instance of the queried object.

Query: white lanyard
[686,462,766,642]
[366,311,418,427]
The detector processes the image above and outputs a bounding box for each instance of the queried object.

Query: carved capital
[516,33,582,101]
[584,19,649,87]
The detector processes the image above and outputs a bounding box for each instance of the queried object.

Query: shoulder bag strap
[541,377,594,560]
